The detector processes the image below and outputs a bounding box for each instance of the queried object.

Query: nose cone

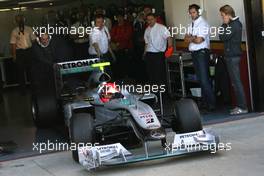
[149,128,166,140]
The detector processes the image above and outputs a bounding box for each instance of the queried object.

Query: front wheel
[70,113,95,162]
[171,99,203,133]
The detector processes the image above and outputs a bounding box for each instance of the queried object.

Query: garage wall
[164,0,246,41]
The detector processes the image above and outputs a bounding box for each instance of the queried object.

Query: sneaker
[230,108,248,115]
[230,107,239,114]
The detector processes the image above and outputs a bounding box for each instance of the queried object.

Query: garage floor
[1,116,264,176]
[0,88,261,162]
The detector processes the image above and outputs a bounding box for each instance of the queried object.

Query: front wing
[77,128,219,170]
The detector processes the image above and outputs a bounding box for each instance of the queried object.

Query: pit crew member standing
[89,15,111,60]
[32,33,73,97]
[219,5,248,115]
[184,4,216,111]
[144,13,173,86]
[89,14,115,76]
[10,14,36,94]
[110,13,133,80]
[143,5,164,25]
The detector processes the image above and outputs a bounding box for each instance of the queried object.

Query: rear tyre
[70,113,94,162]
[171,99,202,133]
[31,93,59,128]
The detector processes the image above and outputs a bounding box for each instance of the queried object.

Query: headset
[14,14,26,24]
[113,13,127,21]
[142,8,156,15]
[36,35,52,48]
[91,19,106,27]
[91,14,106,27]
[198,8,203,16]
[94,9,106,15]
[188,4,203,16]
[14,14,26,35]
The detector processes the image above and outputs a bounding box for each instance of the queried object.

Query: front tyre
[70,113,95,162]
[171,99,203,133]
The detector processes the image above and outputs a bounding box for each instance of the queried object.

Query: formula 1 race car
[31,58,219,170]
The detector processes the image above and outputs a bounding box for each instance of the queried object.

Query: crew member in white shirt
[89,14,111,59]
[144,13,173,86]
[10,14,36,94]
[184,4,216,111]
[89,14,114,76]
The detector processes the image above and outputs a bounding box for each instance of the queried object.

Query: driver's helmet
[99,82,120,103]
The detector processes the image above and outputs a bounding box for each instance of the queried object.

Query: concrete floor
[1,116,264,176]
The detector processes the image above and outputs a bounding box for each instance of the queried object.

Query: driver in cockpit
[99,83,123,103]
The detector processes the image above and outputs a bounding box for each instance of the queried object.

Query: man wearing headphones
[89,15,111,59]
[184,4,216,111]
[10,14,36,94]
[94,7,112,31]
[89,14,115,76]
[143,5,164,26]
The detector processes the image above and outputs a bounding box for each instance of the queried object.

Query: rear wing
[55,58,111,75]
[53,58,111,99]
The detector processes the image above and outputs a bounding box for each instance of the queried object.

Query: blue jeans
[225,56,247,109]
[192,50,216,108]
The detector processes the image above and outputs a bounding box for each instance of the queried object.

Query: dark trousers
[215,57,231,104]
[192,49,216,108]
[225,56,247,109]
[134,43,147,83]
[16,48,32,90]
[114,49,132,80]
[74,42,89,60]
[0,79,3,102]
[145,52,166,86]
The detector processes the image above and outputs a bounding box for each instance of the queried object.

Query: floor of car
[0,88,260,162]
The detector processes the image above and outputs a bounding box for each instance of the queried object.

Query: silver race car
[31,59,219,170]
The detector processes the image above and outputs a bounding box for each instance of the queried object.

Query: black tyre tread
[70,113,94,162]
[32,93,59,128]
[172,99,202,133]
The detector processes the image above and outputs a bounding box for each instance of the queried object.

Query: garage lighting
[12,7,27,11]
[18,0,53,5]
[33,8,43,10]
[0,8,11,12]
